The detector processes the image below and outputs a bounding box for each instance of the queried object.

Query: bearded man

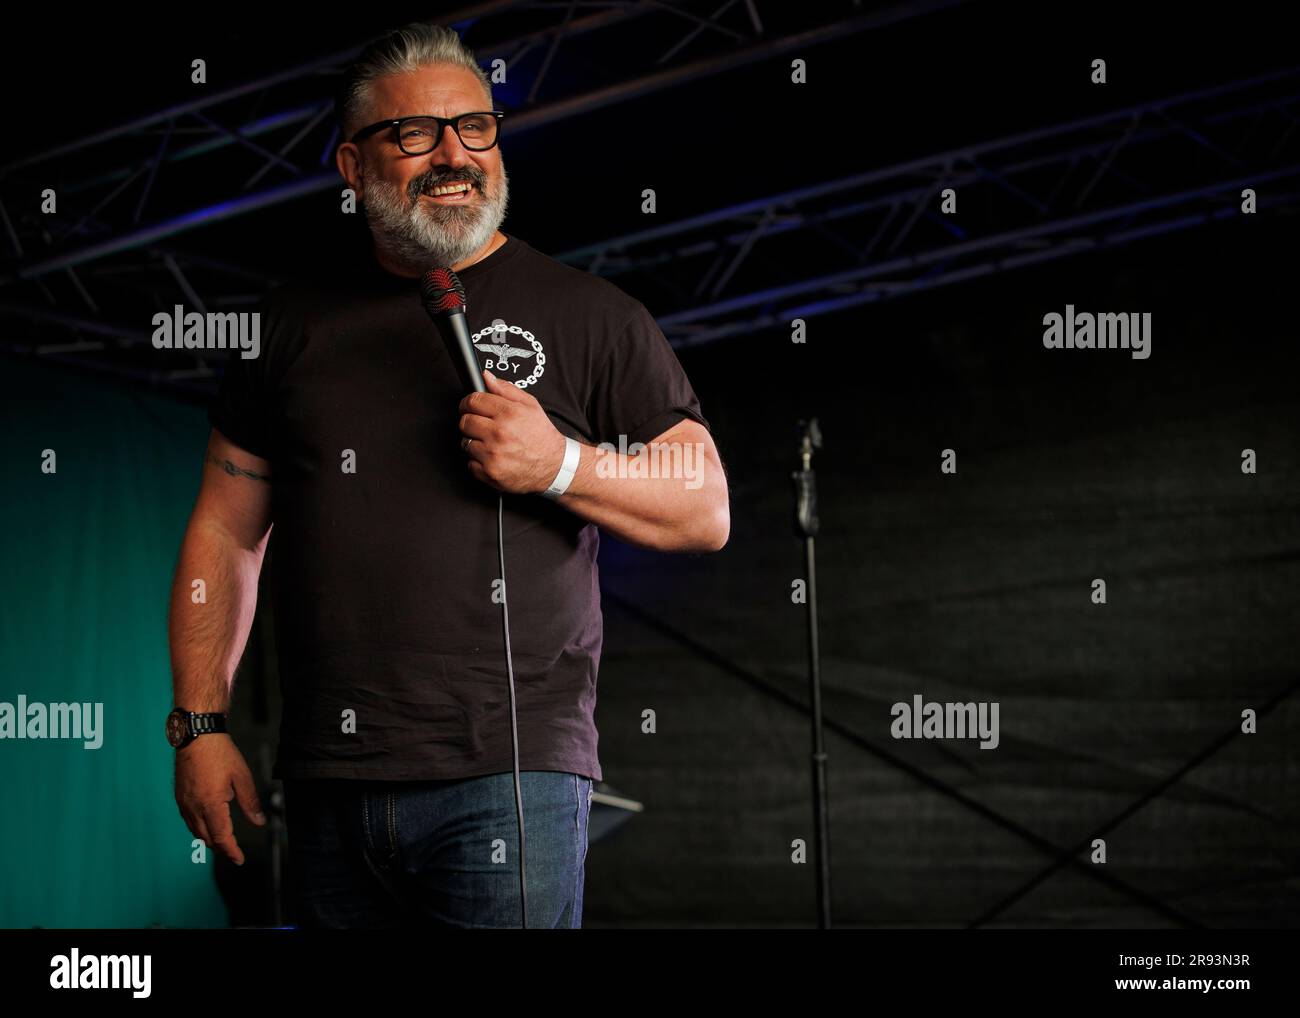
[166,21,728,929]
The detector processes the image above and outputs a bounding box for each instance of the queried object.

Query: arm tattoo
[207,451,271,482]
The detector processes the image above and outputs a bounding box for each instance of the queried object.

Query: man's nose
[429,124,473,166]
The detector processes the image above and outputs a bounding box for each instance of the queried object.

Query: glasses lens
[398,118,441,153]
[456,114,497,150]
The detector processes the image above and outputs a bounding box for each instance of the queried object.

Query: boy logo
[473,317,546,387]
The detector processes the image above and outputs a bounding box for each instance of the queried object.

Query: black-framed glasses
[349,111,505,154]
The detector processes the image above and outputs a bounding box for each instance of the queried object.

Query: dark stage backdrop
[584,212,1299,928]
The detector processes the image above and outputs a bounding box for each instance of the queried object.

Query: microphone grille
[420,266,466,314]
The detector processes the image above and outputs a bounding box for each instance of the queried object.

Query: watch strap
[189,713,228,736]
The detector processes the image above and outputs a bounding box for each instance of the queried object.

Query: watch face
[166,712,187,747]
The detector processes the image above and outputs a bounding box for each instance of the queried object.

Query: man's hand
[174,734,266,866]
[458,369,567,494]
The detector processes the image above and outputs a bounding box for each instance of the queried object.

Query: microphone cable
[495,491,528,929]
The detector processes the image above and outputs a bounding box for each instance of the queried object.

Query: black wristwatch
[166,707,228,749]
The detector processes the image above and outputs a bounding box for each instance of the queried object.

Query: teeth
[429,182,472,196]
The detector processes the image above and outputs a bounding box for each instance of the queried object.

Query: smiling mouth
[422,181,476,203]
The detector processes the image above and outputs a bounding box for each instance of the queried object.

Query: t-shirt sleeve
[586,302,710,446]
[206,288,290,459]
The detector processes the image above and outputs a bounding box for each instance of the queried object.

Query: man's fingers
[232,767,266,826]
[458,390,509,418]
[483,369,528,401]
[458,413,491,442]
[183,806,213,849]
[200,800,245,866]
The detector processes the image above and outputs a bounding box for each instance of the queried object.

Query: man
[167,22,729,929]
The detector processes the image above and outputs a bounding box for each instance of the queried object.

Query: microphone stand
[791,417,831,928]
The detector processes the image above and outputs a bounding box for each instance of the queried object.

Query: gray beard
[363,161,510,273]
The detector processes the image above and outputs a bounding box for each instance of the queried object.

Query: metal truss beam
[550,65,1300,347]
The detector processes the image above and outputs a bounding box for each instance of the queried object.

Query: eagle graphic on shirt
[474,318,536,375]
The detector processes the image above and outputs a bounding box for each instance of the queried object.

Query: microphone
[420,265,486,394]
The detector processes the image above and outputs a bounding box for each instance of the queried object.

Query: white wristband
[540,436,581,500]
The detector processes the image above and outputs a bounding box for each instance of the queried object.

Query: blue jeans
[282,771,593,928]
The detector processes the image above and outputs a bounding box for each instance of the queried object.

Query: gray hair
[336,23,494,141]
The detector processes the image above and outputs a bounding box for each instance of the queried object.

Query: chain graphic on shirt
[471,318,546,388]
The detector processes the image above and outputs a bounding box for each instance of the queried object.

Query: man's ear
[336,142,364,201]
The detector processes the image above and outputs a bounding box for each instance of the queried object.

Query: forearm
[551,439,729,552]
[168,519,266,713]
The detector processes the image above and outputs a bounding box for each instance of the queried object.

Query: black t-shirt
[208,233,709,782]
